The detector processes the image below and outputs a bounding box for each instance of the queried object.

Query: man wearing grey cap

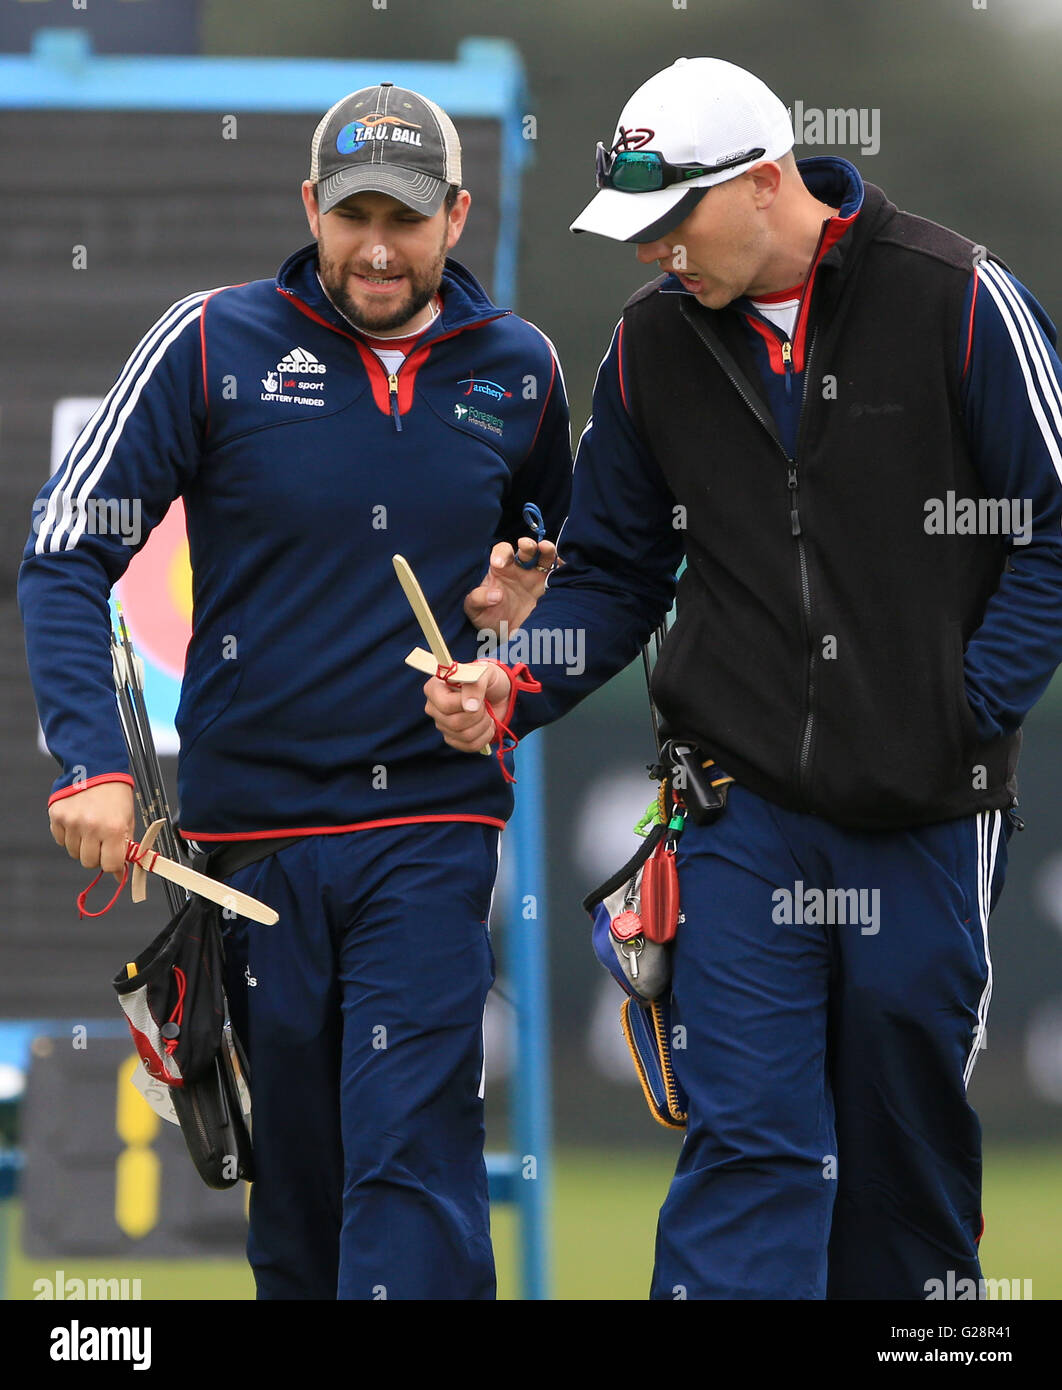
[427,57,1062,1299]
[20,82,572,1300]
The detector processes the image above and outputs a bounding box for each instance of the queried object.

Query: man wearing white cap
[426,57,1062,1298]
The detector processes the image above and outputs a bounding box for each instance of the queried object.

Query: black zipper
[792,328,819,793]
[681,304,821,801]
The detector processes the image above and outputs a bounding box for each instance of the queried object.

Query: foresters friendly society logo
[453,402,504,437]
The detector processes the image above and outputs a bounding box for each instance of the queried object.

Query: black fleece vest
[623,183,1020,829]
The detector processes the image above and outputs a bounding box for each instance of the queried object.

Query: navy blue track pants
[220,821,499,1300]
[650,785,1010,1301]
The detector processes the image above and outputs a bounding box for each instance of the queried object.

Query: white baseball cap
[571,57,794,243]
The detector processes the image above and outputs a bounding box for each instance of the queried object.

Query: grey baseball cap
[309,82,462,215]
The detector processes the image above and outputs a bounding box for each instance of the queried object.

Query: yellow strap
[619,998,687,1132]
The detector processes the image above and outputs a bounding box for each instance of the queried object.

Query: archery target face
[44,397,191,755]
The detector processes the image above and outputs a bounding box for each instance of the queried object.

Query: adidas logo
[277,346,326,374]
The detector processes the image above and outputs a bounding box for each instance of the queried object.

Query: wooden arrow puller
[403,646,487,684]
[129,819,279,925]
[393,555,491,756]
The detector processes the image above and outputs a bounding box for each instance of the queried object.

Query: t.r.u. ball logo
[337,115,424,154]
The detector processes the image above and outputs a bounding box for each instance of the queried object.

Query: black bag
[112,837,294,1189]
[113,894,252,1189]
[113,896,226,1088]
[169,1016,254,1192]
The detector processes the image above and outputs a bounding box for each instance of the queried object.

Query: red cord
[76,838,156,918]
[77,862,129,918]
[165,967,187,1054]
[433,658,542,784]
[481,661,542,784]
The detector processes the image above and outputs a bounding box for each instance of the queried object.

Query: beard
[317,233,448,334]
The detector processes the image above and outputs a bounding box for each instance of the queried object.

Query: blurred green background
[5,1145,1058,1300]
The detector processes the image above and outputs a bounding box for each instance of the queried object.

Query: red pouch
[639,840,680,943]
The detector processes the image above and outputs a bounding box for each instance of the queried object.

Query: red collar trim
[277,286,503,421]
[749,284,803,305]
[788,209,857,370]
[745,207,859,374]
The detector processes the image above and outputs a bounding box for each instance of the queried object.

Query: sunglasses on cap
[595,139,767,193]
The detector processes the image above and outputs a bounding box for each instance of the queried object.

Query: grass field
[3,1144,1059,1300]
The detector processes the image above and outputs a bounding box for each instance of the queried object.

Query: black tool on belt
[642,619,733,826]
[657,739,731,826]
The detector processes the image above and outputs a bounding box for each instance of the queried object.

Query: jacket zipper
[387,372,402,433]
[681,305,820,800]
[781,338,794,398]
[791,328,819,793]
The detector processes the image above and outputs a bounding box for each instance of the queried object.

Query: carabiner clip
[665,804,687,851]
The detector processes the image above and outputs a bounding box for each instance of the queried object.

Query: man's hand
[49,781,135,879]
[424,662,514,753]
[464,537,560,633]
